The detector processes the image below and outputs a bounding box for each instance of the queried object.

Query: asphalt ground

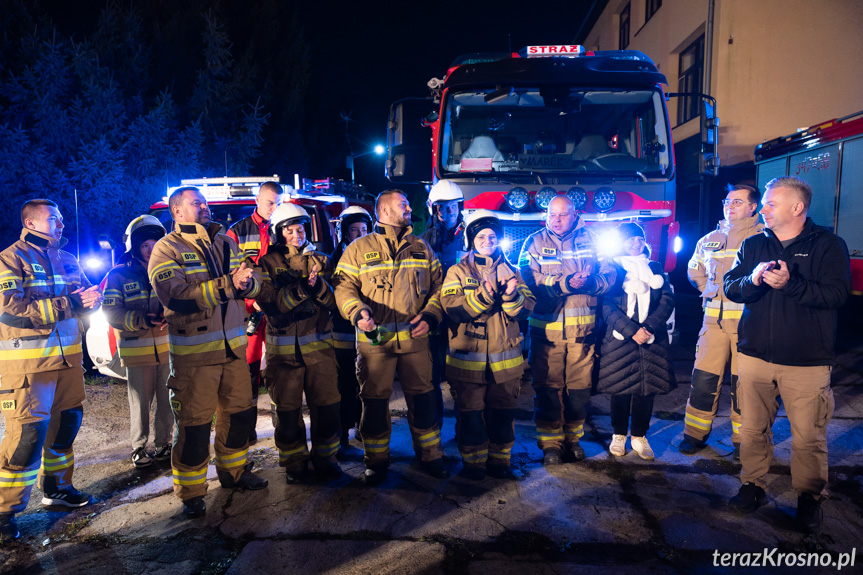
[1,293,862,574]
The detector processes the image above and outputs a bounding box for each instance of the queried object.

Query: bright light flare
[374,145,385,155]
[596,229,622,257]
[500,237,513,253]
[85,256,105,271]
[673,236,683,253]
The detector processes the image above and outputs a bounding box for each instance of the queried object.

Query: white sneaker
[609,434,626,456]
[631,436,654,460]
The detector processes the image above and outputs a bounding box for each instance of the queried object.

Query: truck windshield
[440,88,671,180]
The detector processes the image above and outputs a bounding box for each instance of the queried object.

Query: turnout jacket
[333,223,443,354]
[724,218,850,367]
[441,250,535,384]
[148,222,260,367]
[103,258,169,367]
[0,229,95,375]
[688,214,763,328]
[256,242,336,366]
[518,219,617,342]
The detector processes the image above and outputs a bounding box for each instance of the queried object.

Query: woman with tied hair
[598,222,676,460]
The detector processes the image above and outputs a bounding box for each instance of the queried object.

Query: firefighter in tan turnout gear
[680,184,764,459]
[256,203,342,483]
[0,199,101,543]
[103,215,174,468]
[518,195,616,466]
[333,190,447,485]
[148,186,267,519]
[441,211,535,481]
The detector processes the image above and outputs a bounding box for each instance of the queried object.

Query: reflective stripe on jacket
[687,214,763,327]
[518,220,616,342]
[257,242,336,366]
[333,223,443,354]
[102,258,168,366]
[0,229,93,375]
[441,251,535,383]
[148,222,259,367]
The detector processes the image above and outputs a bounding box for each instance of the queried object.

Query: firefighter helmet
[335,206,372,243]
[270,202,311,244]
[123,215,166,254]
[463,209,503,251]
[426,180,464,214]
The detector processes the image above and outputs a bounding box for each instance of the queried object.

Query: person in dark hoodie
[724,176,850,532]
[597,223,675,460]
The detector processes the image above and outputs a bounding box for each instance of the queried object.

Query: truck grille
[502,221,544,261]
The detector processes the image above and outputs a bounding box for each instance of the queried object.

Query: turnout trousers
[266,355,341,472]
[684,320,742,445]
[529,338,594,453]
[737,353,834,497]
[126,363,173,450]
[0,366,85,513]
[167,358,256,501]
[450,377,520,470]
[356,345,443,469]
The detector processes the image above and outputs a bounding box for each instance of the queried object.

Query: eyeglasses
[721,199,748,207]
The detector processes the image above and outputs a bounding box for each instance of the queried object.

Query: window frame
[619,3,631,50]
[676,34,705,125]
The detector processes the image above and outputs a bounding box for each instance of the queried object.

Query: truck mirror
[699,96,719,176]
[386,99,435,183]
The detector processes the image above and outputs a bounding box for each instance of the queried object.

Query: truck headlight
[506,187,529,212]
[592,187,616,212]
[566,187,588,210]
[535,187,557,210]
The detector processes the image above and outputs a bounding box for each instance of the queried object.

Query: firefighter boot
[563,389,591,462]
[311,403,342,481]
[218,461,268,491]
[456,410,488,480]
[0,513,20,542]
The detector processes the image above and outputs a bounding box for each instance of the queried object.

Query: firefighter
[103,215,173,468]
[333,190,447,485]
[226,181,282,444]
[518,195,616,466]
[681,184,764,459]
[441,210,535,480]
[0,199,101,542]
[330,206,373,448]
[149,186,267,519]
[256,203,342,482]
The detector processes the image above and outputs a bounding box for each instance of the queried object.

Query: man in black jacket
[723,176,850,532]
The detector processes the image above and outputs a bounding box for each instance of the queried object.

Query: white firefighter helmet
[123,215,166,253]
[335,206,373,243]
[463,209,503,251]
[270,202,311,243]
[426,180,464,214]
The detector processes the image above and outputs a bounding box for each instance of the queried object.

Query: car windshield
[439,87,671,180]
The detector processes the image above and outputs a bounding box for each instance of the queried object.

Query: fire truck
[386,44,718,270]
[87,175,373,379]
[754,110,863,295]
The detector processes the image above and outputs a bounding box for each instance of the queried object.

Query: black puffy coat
[597,261,676,396]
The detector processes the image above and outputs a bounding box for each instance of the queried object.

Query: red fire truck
[386,45,717,270]
[754,110,863,295]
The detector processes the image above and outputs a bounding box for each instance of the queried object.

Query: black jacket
[597,261,676,396]
[723,218,850,367]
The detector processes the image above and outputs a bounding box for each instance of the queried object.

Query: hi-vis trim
[416,429,441,447]
[173,468,207,486]
[0,468,38,487]
[536,426,564,442]
[215,449,248,469]
[340,298,361,316]
[265,331,334,356]
[464,289,490,315]
[564,425,585,439]
[363,437,390,453]
[446,347,522,373]
[42,452,74,473]
[488,446,512,461]
[684,413,712,431]
[278,444,309,462]
[312,439,340,458]
[460,449,488,463]
[168,326,246,355]
[529,307,595,331]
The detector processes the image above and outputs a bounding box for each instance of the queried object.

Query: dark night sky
[39,0,599,191]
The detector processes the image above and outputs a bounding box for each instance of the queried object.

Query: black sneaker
[487,466,516,480]
[153,444,172,462]
[542,449,563,466]
[419,459,450,479]
[182,496,206,518]
[796,493,823,532]
[132,447,153,468]
[733,444,741,462]
[42,486,93,508]
[565,442,586,462]
[679,436,706,455]
[459,466,486,481]
[362,467,387,487]
[728,482,766,513]
[0,513,20,542]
